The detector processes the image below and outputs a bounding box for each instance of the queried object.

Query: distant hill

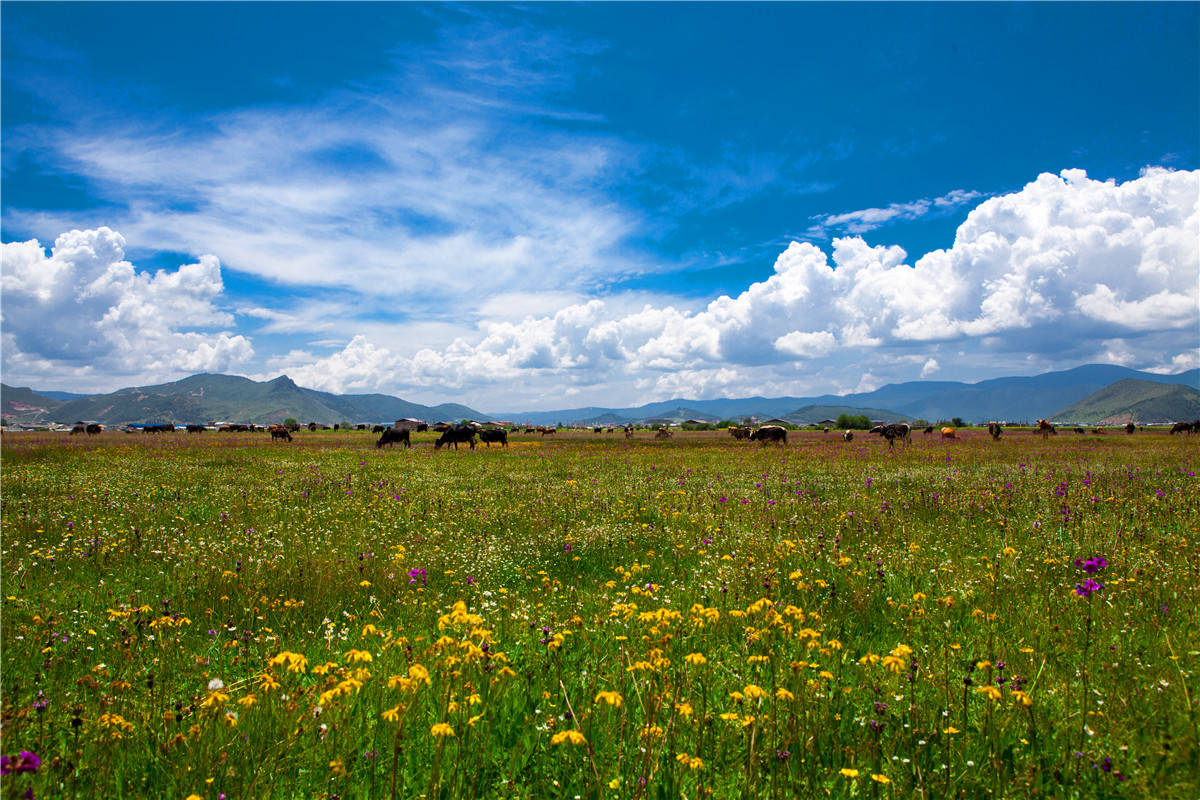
[782,405,909,425]
[1,385,64,425]
[25,374,491,427]
[1050,379,1200,424]
[5,363,1197,429]
[493,365,1198,425]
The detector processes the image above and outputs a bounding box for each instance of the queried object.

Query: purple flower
[1074,556,1107,574]
[0,751,41,775]
[1074,579,1103,597]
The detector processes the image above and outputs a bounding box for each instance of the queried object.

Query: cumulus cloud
[278,166,1196,405]
[1,227,252,388]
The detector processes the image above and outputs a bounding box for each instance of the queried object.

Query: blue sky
[2,2,1197,410]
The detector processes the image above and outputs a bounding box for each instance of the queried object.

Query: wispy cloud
[4,14,650,308]
[804,188,984,239]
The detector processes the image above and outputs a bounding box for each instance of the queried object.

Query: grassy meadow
[1,427,1197,799]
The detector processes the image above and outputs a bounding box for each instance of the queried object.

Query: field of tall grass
[2,428,1197,798]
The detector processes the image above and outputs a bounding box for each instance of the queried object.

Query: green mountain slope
[39,374,489,426]
[1050,379,1200,424]
[1,384,64,425]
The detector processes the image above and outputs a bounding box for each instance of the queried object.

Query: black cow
[434,424,476,450]
[186,424,205,433]
[988,422,1002,440]
[479,429,508,447]
[870,423,911,447]
[70,424,86,435]
[1125,422,1136,435]
[269,425,293,442]
[1170,421,1198,434]
[923,425,935,435]
[750,425,787,444]
[372,425,386,433]
[376,428,412,449]
[144,423,174,434]
[728,426,751,441]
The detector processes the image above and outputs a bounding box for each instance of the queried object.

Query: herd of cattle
[60,418,1200,447]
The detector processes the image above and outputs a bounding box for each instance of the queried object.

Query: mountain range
[2,364,1197,428]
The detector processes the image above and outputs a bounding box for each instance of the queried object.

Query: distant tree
[717,420,738,429]
[284,417,297,427]
[836,413,872,430]
[910,418,930,429]
[951,417,966,428]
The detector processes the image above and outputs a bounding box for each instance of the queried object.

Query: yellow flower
[381,705,401,722]
[345,648,373,663]
[977,685,1002,702]
[329,758,347,777]
[871,774,891,784]
[430,722,455,738]
[594,690,623,707]
[775,688,795,701]
[684,652,707,665]
[185,795,203,800]
[409,664,431,683]
[743,684,768,700]
[1011,690,1033,707]
[840,768,860,778]
[550,729,587,746]
[675,701,693,717]
[943,726,960,734]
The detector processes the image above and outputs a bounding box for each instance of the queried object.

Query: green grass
[1,428,1197,799]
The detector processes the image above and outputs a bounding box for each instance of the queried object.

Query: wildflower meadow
[1,428,1197,798]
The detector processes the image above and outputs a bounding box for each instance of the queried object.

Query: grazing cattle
[372,425,385,433]
[593,427,603,434]
[624,425,634,439]
[941,427,957,439]
[434,424,476,450]
[1092,426,1106,435]
[144,423,174,434]
[1036,419,1056,438]
[70,424,86,435]
[524,428,537,434]
[870,423,911,447]
[843,430,854,442]
[923,425,934,435]
[750,425,787,444]
[186,424,205,433]
[1073,427,1085,435]
[376,427,412,449]
[655,427,673,439]
[269,425,293,442]
[987,422,1002,440]
[479,429,508,447]
[539,426,556,436]
[823,427,830,434]
[1169,421,1199,434]
[308,422,319,432]
[728,426,751,441]
[1125,422,1136,435]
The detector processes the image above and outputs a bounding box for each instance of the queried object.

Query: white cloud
[1,227,252,389]
[5,166,1195,406]
[274,166,1195,406]
[4,22,649,303]
[806,188,984,238]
